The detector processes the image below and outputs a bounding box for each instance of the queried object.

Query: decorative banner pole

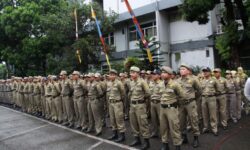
[124,0,153,63]
[74,8,82,64]
[91,5,111,70]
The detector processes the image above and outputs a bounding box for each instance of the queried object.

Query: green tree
[182,0,250,68]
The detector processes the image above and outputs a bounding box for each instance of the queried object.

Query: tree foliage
[182,0,250,68]
[0,0,116,77]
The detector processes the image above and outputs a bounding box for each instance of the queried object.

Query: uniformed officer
[149,69,162,138]
[45,76,53,120]
[119,73,130,120]
[200,67,219,136]
[213,68,228,129]
[128,66,151,150]
[60,71,74,127]
[33,77,42,116]
[72,71,88,130]
[159,66,183,150]
[107,69,126,142]
[51,76,63,123]
[86,73,104,136]
[225,70,238,123]
[178,64,201,148]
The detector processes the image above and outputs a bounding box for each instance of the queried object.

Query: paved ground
[1,104,250,150]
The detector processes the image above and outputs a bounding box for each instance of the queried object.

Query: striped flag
[124,0,153,63]
[74,8,82,64]
[91,6,111,70]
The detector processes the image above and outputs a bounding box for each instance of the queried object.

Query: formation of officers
[0,64,248,150]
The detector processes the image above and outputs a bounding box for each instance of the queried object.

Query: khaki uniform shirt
[108,79,125,102]
[129,78,150,101]
[200,77,218,96]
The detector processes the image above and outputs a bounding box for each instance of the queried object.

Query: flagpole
[74,8,82,64]
[124,0,153,63]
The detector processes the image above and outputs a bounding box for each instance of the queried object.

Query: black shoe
[81,127,88,132]
[182,134,188,144]
[202,128,209,134]
[115,132,125,143]
[62,122,69,126]
[140,138,150,150]
[68,123,74,128]
[95,131,102,136]
[108,130,118,140]
[86,128,93,133]
[129,136,141,146]
[161,143,169,150]
[175,145,181,150]
[223,126,228,130]
[213,132,218,136]
[192,136,199,148]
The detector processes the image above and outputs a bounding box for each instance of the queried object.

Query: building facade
[99,0,221,71]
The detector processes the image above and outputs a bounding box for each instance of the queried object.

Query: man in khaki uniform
[45,76,53,120]
[128,66,151,150]
[33,77,42,116]
[119,73,130,120]
[60,71,74,127]
[160,66,183,150]
[23,77,29,112]
[40,77,47,117]
[149,69,162,138]
[28,77,35,114]
[107,69,126,142]
[18,78,25,111]
[213,68,228,129]
[86,73,104,136]
[72,71,88,130]
[51,76,63,123]
[178,64,201,148]
[200,67,219,136]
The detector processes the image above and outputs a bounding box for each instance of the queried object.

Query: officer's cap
[130,66,140,72]
[146,70,152,75]
[180,63,191,70]
[109,69,118,75]
[161,66,173,74]
[60,70,67,75]
[72,71,80,76]
[225,70,231,74]
[213,68,221,72]
[94,73,101,78]
[153,69,161,75]
[140,70,146,74]
[202,67,211,72]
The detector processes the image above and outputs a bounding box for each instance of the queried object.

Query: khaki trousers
[109,101,126,132]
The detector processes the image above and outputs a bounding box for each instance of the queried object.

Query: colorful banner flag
[91,6,111,70]
[124,0,153,63]
[74,8,81,64]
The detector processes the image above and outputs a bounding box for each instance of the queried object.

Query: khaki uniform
[73,79,88,128]
[61,79,74,124]
[159,79,183,145]
[33,82,42,112]
[129,78,150,138]
[234,77,243,120]
[87,80,103,133]
[23,82,30,112]
[18,82,25,110]
[149,79,163,137]
[177,76,201,136]
[226,78,237,121]
[107,79,126,133]
[100,80,107,126]
[215,77,228,127]
[51,81,63,122]
[40,82,46,116]
[28,82,34,113]
[200,77,218,133]
[45,82,53,119]
[121,78,130,119]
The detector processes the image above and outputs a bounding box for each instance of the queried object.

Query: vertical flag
[91,5,111,70]
[124,0,153,63]
[74,8,82,64]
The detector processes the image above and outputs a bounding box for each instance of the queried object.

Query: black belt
[217,93,226,96]
[131,100,145,105]
[151,100,160,104]
[110,100,122,103]
[46,95,52,97]
[161,102,178,109]
[202,95,215,97]
[179,98,195,105]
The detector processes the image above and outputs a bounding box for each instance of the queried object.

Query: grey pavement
[1,105,250,150]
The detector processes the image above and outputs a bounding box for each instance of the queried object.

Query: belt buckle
[167,104,171,108]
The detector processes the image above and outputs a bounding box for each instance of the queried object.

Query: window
[129,21,157,41]
[104,32,114,46]
[206,50,210,57]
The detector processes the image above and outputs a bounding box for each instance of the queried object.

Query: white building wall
[114,27,127,52]
[103,0,157,14]
[169,12,212,44]
[171,47,215,71]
